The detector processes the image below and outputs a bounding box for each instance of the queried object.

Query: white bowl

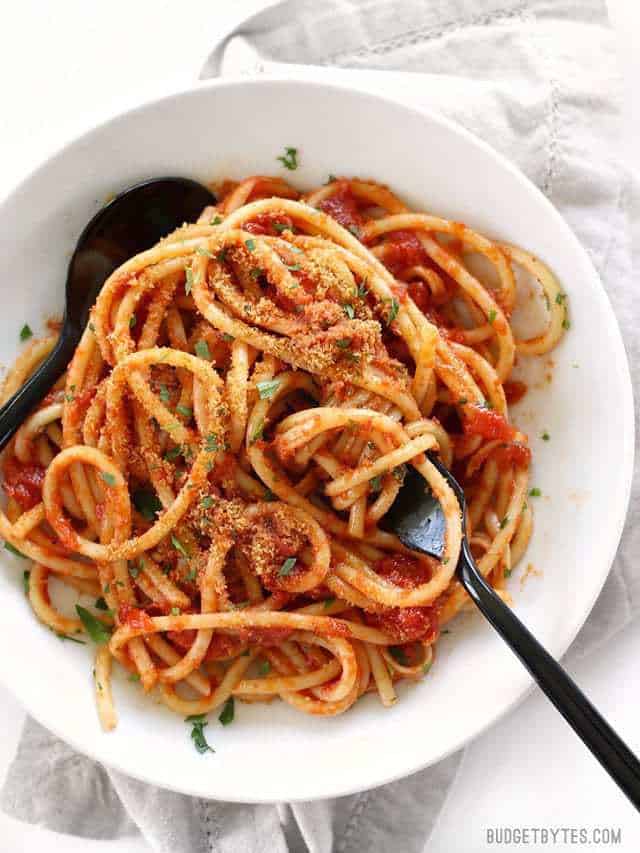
[0,78,633,803]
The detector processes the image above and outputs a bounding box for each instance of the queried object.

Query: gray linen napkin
[3,1,638,851]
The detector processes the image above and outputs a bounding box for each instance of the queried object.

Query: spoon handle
[0,332,77,453]
[458,544,640,810]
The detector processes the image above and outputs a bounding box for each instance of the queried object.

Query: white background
[0,1,639,851]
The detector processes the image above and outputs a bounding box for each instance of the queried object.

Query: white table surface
[0,2,639,851]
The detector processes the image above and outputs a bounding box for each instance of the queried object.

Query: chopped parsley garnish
[23,570,30,594]
[171,535,189,558]
[555,292,566,305]
[458,398,468,405]
[250,419,265,444]
[201,495,214,509]
[279,556,297,576]
[343,304,355,319]
[272,222,289,233]
[258,660,271,676]
[389,646,409,666]
[218,697,235,726]
[541,431,550,441]
[19,324,33,342]
[357,282,368,298]
[244,239,256,252]
[176,405,193,418]
[216,249,228,263]
[185,567,197,582]
[88,322,95,332]
[159,384,170,403]
[205,433,220,452]
[56,632,86,645]
[326,174,337,184]
[100,471,117,487]
[529,487,542,497]
[94,596,109,611]
[128,673,141,682]
[286,263,301,271]
[249,267,263,279]
[488,309,497,324]
[504,568,512,578]
[562,318,571,330]
[164,444,182,462]
[369,475,382,493]
[185,267,194,295]
[385,297,399,325]
[499,515,510,530]
[347,224,361,239]
[194,339,211,360]
[423,660,432,674]
[186,714,214,754]
[4,541,26,559]
[256,379,281,400]
[210,215,223,225]
[222,333,234,342]
[129,314,137,328]
[75,605,112,644]
[171,606,181,616]
[196,246,213,258]
[323,597,336,610]
[336,338,352,349]
[128,561,141,579]
[132,489,162,521]
[276,146,298,170]
[263,488,277,502]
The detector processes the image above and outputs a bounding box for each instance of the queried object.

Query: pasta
[0,174,567,733]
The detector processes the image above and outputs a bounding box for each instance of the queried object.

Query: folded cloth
[3,1,638,851]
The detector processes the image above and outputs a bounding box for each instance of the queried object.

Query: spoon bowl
[0,177,216,450]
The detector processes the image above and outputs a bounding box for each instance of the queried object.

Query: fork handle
[458,543,640,810]
[0,330,78,453]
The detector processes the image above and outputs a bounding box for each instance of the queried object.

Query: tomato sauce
[118,604,155,632]
[366,605,438,644]
[382,230,427,275]
[503,380,528,405]
[2,458,45,510]
[495,442,532,470]
[374,553,434,588]
[318,187,363,233]
[243,212,294,236]
[463,405,517,442]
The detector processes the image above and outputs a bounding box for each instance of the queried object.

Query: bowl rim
[0,74,634,802]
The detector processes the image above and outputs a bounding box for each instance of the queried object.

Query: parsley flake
[245,239,256,252]
[186,714,214,754]
[256,379,281,400]
[218,697,235,726]
[19,324,33,342]
[100,471,117,487]
[279,556,297,576]
[4,541,26,559]
[276,146,299,170]
[75,605,112,644]
[195,339,211,360]
[529,487,542,497]
[171,535,189,557]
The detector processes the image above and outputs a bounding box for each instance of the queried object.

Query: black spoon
[386,459,640,810]
[0,178,216,452]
